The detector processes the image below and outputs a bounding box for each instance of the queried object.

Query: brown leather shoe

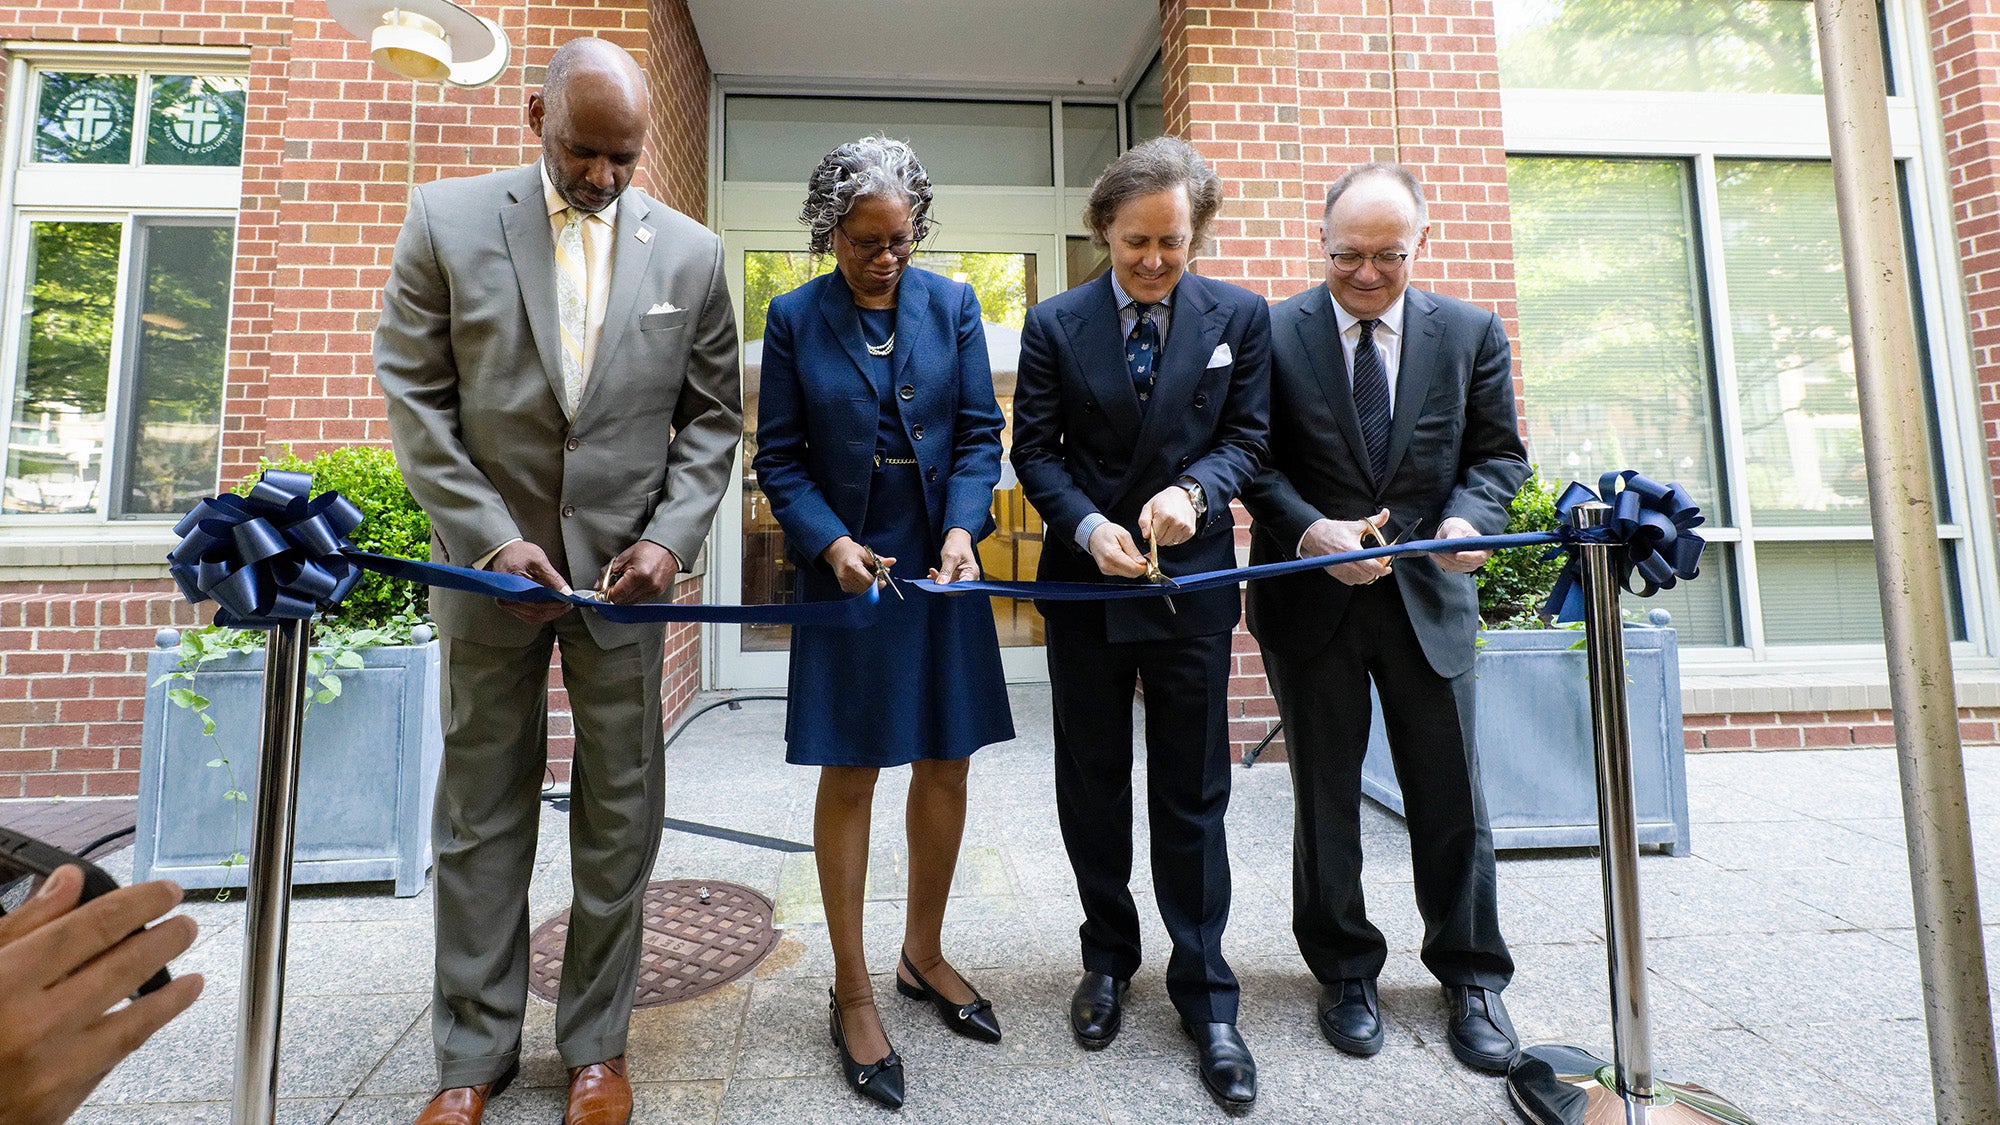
[565,1054,632,1125]
[412,1062,516,1125]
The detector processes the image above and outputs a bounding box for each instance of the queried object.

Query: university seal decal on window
[35,73,137,164]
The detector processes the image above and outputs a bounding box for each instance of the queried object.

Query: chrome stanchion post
[1505,503,1754,1125]
[231,617,311,1125]
[1577,501,1654,1101]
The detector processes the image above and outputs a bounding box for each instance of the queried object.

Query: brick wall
[1164,0,1520,761]
[0,589,198,798]
[1685,708,2000,753]
[0,0,717,796]
[1929,0,2000,535]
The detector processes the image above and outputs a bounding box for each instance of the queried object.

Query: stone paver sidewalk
[70,686,2000,1124]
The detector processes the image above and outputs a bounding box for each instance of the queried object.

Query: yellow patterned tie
[554,208,588,416]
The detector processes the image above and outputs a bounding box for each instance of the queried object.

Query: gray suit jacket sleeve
[643,235,742,566]
[375,185,521,563]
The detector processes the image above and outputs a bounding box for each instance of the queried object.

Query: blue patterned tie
[1126,302,1159,408]
[1352,318,1391,480]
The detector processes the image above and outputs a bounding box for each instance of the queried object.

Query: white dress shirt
[1329,288,1406,412]
[1295,290,1410,559]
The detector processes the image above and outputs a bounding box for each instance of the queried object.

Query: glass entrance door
[712,232,1055,688]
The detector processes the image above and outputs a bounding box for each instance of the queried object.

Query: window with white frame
[1495,0,1982,656]
[1,55,245,521]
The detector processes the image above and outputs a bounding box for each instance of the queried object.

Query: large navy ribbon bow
[1541,470,1706,623]
[168,470,367,628]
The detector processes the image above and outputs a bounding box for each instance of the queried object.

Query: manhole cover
[528,880,777,1009]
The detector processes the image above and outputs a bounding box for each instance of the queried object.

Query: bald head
[530,38,648,213]
[1320,162,1430,320]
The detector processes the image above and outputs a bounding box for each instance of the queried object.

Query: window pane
[1127,54,1164,145]
[1717,160,1868,527]
[1510,157,1727,519]
[1495,0,1822,93]
[4,221,122,514]
[115,222,231,517]
[1756,539,1965,644]
[34,72,138,164]
[145,76,247,168]
[1063,104,1118,189]
[725,97,1053,187]
[1640,542,1741,647]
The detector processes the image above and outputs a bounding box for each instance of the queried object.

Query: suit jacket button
[565,436,580,451]
[926,467,939,483]
[1193,393,1208,408]
[911,424,925,440]
[1085,401,1097,412]
[561,504,576,518]
[899,384,915,401]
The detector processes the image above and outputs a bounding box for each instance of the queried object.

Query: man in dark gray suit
[374,38,740,1125]
[1242,163,1529,1075]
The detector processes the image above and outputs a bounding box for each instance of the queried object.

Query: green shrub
[233,445,431,629]
[1476,468,1566,630]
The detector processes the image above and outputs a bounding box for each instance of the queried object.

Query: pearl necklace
[864,331,895,357]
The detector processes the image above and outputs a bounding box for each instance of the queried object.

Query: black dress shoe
[1068,971,1129,1049]
[1443,984,1519,1073]
[1318,978,1384,1056]
[896,950,1002,1043]
[829,988,904,1109]
[1181,1020,1257,1107]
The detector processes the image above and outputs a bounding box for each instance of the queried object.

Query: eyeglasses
[1328,250,1411,272]
[838,226,919,260]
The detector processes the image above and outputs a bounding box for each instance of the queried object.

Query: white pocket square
[1207,342,1233,368]
[647,301,683,316]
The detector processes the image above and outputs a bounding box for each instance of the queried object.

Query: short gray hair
[1083,136,1224,251]
[799,136,935,255]
[1323,162,1428,229]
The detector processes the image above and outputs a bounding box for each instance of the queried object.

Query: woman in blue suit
[753,137,1014,1109]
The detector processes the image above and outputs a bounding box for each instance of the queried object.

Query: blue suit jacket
[1012,270,1271,641]
[753,267,1005,575]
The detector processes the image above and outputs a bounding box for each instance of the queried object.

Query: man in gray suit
[374,38,741,1125]
[1242,163,1528,1076]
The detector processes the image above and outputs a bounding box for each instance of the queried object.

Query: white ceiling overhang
[684,0,1162,97]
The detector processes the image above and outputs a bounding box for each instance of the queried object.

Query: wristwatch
[1176,476,1207,523]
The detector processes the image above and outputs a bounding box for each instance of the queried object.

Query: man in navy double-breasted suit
[1011,137,1269,1108]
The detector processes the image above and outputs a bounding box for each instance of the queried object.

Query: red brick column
[1160,0,1520,761]
[0,1,717,796]
[1929,0,2000,532]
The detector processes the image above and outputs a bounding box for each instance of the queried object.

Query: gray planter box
[134,636,443,896]
[1361,624,1690,855]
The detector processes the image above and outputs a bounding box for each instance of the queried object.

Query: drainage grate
[527,880,777,1009]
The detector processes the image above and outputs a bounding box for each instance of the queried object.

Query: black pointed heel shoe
[829,988,905,1109]
[894,951,1002,1043]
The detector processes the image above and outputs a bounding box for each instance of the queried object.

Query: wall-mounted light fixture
[323,0,511,87]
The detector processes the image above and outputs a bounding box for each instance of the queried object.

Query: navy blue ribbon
[170,469,1702,630]
[169,470,367,628]
[1540,470,1706,624]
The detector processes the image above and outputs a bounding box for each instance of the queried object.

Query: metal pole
[1815,3,2000,1121]
[1505,506,1755,1124]
[231,617,311,1125]
[1575,501,1654,1101]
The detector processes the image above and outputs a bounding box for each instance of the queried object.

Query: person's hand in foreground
[0,865,204,1125]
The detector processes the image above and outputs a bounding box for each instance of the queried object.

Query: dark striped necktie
[1352,318,1391,480]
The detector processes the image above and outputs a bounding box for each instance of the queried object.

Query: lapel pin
[636,227,653,244]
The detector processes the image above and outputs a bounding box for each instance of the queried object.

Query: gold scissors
[1145,540,1178,615]
[863,546,904,601]
[1360,521,1414,571]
